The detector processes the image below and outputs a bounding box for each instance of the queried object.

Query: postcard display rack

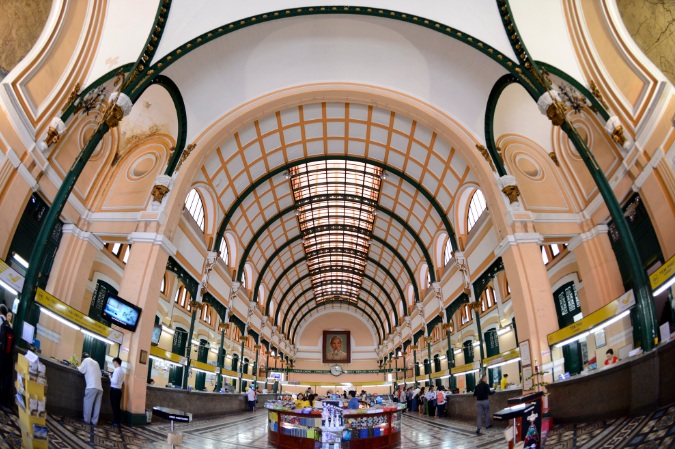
[267,404,401,449]
[15,352,48,449]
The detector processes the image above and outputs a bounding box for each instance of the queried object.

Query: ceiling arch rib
[230,163,448,284]
[274,270,398,332]
[282,285,392,341]
[212,128,462,259]
[237,198,433,300]
[261,234,417,315]
[264,254,407,320]
[291,301,385,345]
[275,282,390,341]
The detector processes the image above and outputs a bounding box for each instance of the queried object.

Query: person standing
[500,374,510,390]
[109,357,124,428]
[347,391,360,409]
[436,386,447,418]
[425,386,436,416]
[78,353,103,426]
[247,385,257,412]
[0,305,15,407]
[473,375,495,434]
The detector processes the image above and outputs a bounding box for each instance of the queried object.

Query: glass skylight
[288,160,382,303]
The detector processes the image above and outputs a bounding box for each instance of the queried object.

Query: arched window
[467,189,487,232]
[160,274,166,293]
[444,238,453,265]
[185,189,205,231]
[219,238,229,264]
[240,271,247,289]
[426,271,431,289]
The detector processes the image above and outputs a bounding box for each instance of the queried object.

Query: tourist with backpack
[436,386,447,418]
[0,304,15,407]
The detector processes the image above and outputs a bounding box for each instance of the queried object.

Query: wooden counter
[546,338,675,422]
[444,389,523,424]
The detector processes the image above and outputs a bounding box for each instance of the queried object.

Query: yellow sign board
[451,361,480,375]
[430,370,448,379]
[0,258,24,292]
[150,346,187,365]
[191,360,217,373]
[650,254,675,290]
[547,290,634,346]
[482,347,520,366]
[221,368,238,377]
[35,288,124,344]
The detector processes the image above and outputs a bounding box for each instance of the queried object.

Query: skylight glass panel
[288,160,382,305]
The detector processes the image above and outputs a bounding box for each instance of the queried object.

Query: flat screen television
[151,323,162,345]
[101,293,142,332]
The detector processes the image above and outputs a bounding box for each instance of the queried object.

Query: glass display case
[267,407,402,449]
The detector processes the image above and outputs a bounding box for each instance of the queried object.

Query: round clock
[330,364,343,376]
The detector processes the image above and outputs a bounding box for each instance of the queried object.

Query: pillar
[497,235,558,374]
[40,225,103,361]
[115,233,174,424]
[567,225,624,314]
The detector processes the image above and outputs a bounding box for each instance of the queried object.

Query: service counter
[546,338,675,422]
[19,352,114,421]
[267,406,402,449]
[146,388,277,419]
[20,349,278,422]
[444,389,522,424]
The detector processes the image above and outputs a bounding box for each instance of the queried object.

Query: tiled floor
[1,404,674,448]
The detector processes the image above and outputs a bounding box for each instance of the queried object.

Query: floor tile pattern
[0,403,673,448]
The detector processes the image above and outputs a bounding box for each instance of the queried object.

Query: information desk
[267,407,402,449]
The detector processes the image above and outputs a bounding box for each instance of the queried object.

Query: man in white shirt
[246,386,257,412]
[109,357,125,428]
[78,353,103,426]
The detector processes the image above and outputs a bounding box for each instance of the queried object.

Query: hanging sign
[451,361,481,375]
[482,347,521,367]
[650,253,675,291]
[547,290,635,346]
[150,346,187,365]
[0,258,24,293]
[35,288,124,344]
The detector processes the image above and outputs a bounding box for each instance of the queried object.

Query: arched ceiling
[193,101,476,342]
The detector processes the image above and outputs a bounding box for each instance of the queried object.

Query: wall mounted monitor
[101,293,142,332]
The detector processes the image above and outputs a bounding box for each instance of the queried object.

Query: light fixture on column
[12,253,29,269]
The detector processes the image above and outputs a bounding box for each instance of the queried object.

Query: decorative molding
[566,224,609,252]
[61,223,105,250]
[632,147,664,192]
[494,233,544,257]
[128,231,177,256]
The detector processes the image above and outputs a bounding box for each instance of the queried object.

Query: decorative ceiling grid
[288,160,382,304]
[206,103,469,216]
[373,220,422,264]
[198,103,477,329]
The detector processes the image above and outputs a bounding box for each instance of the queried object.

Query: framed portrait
[323,330,351,364]
[139,349,148,365]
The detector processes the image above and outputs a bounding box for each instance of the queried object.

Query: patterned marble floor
[0,404,673,448]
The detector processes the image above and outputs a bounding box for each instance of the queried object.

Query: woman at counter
[294,393,310,409]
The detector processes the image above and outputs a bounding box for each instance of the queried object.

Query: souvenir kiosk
[266,397,403,449]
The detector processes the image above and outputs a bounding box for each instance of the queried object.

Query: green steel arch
[291,300,387,344]
[275,271,397,330]
[218,155,457,275]
[262,255,408,320]
[237,201,435,295]
[261,234,415,315]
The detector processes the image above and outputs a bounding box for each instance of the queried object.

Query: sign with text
[547,290,634,346]
[35,288,123,344]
